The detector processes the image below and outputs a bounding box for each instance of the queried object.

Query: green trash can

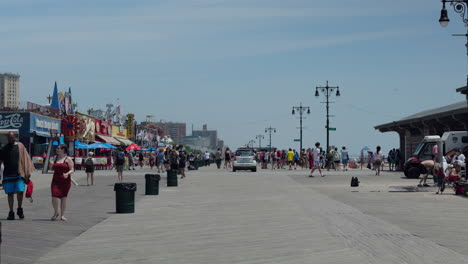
[114,182,137,213]
[167,170,178,187]
[145,174,160,195]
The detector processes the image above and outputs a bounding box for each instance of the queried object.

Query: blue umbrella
[88,142,117,149]
[75,141,90,149]
[361,146,371,151]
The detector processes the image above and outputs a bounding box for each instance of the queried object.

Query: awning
[115,137,134,146]
[32,130,52,138]
[96,134,121,145]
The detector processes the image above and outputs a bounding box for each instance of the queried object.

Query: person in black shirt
[0,132,34,220]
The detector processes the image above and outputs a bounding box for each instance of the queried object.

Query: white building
[0,73,20,109]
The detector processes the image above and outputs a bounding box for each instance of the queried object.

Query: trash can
[167,170,178,187]
[145,174,160,195]
[114,182,137,213]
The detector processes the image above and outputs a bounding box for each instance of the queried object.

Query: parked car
[233,148,257,172]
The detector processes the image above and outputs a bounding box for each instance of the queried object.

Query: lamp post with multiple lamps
[247,140,255,149]
[265,126,276,152]
[439,0,468,107]
[315,81,341,153]
[291,103,310,152]
[255,134,264,149]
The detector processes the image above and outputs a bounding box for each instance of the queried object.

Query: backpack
[116,151,125,165]
[85,158,93,166]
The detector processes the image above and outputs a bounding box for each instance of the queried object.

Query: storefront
[0,112,61,167]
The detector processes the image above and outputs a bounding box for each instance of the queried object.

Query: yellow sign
[127,113,135,138]
[111,124,128,138]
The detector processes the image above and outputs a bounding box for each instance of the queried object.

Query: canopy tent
[88,142,118,149]
[126,143,141,151]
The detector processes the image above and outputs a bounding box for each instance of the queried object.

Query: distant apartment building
[153,121,186,143]
[0,73,20,109]
[192,124,218,149]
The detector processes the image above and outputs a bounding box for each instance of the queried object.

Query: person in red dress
[50,144,75,221]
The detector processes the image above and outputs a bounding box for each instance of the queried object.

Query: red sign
[95,120,111,136]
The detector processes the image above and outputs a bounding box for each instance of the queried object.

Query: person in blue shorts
[0,132,34,220]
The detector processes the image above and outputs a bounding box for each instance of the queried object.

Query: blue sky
[0,0,466,155]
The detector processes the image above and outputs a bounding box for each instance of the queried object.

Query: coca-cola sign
[0,114,24,129]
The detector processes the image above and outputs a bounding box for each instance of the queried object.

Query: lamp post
[438,0,468,108]
[248,140,255,149]
[291,103,310,152]
[255,134,264,149]
[265,126,276,152]
[315,81,341,153]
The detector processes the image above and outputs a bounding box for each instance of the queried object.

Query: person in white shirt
[309,142,324,177]
[374,146,383,176]
[204,151,210,166]
[451,148,465,167]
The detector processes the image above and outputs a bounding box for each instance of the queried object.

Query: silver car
[233,148,257,172]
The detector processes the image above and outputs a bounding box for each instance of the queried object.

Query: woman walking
[374,146,383,176]
[84,152,95,186]
[50,144,74,221]
[138,152,144,168]
[179,151,187,178]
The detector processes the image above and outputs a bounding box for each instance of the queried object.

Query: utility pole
[255,134,264,149]
[291,102,310,152]
[264,126,276,152]
[315,81,341,152]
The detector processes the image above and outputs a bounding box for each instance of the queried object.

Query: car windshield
[236,150,254,156]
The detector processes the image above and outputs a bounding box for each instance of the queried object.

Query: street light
[255,134,264,148]
[291,103,310,152]
[265,126,276,152]
[247,140,255,149]
[315,81,341,153]
[438,0,468,108]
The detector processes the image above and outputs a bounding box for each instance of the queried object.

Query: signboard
[76,113,95,141]
[111,124,128,138]
[328,128,337,131]
[0,113,26,129]
[127,113,135,138]
[294,139,300,142]
[30,113,61,136]
[95,120,111,136]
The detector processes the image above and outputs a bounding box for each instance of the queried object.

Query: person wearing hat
[84,152,95,186]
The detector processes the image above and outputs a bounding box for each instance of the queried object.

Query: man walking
[204,151,210,166]
[114,147,126,182]
[215,148,222,169]
[0,132,34,220]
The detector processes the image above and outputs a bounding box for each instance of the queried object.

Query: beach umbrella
[126,143,141,151]
[88,142,116,149]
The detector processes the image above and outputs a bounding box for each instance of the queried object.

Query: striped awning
[96,134,121,145]
[115,137,134,146]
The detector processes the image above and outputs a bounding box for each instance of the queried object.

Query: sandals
[51,213,59,221]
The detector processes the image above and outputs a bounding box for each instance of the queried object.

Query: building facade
[0,73,20,109]
[192,124,218,149]
[153,121,186,143]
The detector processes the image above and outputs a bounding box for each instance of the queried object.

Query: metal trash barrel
[167,170,178,187]
[145,174,160,195]
[114,182,137,213]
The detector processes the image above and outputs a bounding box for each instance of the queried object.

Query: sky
[0,0,467,156]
